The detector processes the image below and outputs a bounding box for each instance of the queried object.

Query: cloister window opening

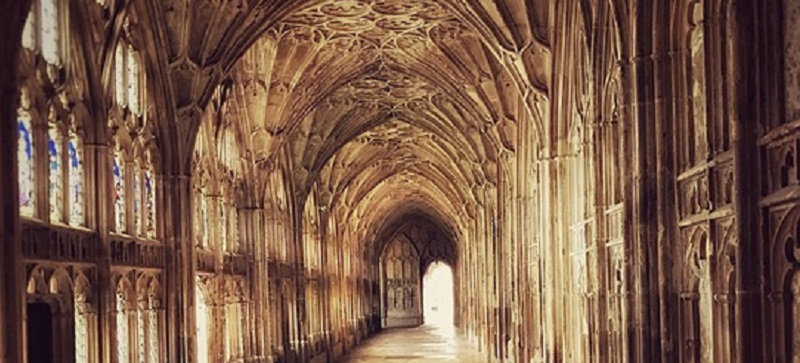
[115,41,142,116]
[110,142,157,239]
[422,261,454,329]
[116,286,131,363]
[17,98,86,225]
[195,283,209,363]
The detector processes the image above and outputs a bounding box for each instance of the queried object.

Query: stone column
[654,16,680,362]
[731,1,765,361]
[87,140,114,363]
[0,2,30,362]
[162,174,195,363]
[246,206,271,362]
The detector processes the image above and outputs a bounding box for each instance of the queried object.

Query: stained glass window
[116,291,130,363]
[134,171,141,236]
[147,310,159,363]
[115,44,126,107]
[144,170,156,238]
[39,0,60,65]
[68,136,84,225]
[114,154,126,233]
[18,113,35,217]
[48,127,63,223]
[127,48,140,115]
[22,10,35,50]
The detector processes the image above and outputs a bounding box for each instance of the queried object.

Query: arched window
[68,134,85,225]
[39,0,60,65]
[117,288,131,363]
[115,44,126,107]
[22,0,62,64]
[48,124,63,223]
[113,152,127,233]
[18,110,35,217]
[115,42,142,115]
[127,47,140,115]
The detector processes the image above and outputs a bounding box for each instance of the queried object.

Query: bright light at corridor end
[423,262,454,329]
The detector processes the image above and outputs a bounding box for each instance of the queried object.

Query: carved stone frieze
[21,221,97,263]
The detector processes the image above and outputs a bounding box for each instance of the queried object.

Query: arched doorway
[422,261,454,328]
[379,235,422,329]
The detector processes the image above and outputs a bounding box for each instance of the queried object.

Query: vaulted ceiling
[135,0,552,253]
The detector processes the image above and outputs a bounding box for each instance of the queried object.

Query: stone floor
[338,325,487,362]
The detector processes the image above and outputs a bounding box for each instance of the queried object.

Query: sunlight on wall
[423,262,454,329]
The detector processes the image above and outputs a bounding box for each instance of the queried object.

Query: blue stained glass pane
[145,173,152,195]
[19,121,32,159]
[69,141,78,167]
[48,130,62,222]
[113,159,121,177]
[68,138,84,226]
[18,117,35,216]
[113,156,126,232]
[49,138,58,169]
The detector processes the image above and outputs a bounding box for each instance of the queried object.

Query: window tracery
[21,0,63,64]
[115,44,126,108]
[114,41,142,116]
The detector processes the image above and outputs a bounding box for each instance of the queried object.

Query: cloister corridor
[0,0,798,362]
